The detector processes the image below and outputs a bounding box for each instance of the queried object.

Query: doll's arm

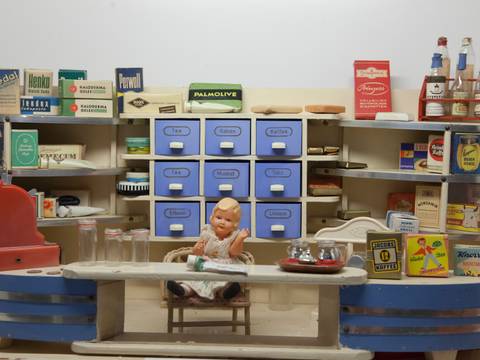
[229,228,250,257]
[192,230,209,256]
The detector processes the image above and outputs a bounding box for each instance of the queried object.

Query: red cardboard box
[354,60,392,120]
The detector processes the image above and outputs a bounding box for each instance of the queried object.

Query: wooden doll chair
[163,247,254,335]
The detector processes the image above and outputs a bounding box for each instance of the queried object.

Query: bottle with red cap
[436,36,451,79]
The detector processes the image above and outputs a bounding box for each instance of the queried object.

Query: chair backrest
[163,247,255,265]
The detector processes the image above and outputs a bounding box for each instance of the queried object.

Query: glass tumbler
[77,219,97,265]
[104,228,123,266]
[130,228,150,265]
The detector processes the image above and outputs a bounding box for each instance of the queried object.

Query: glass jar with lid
[287,238,310,259]
[317,239,346,264]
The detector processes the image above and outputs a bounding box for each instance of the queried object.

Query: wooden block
[305,104,346,114]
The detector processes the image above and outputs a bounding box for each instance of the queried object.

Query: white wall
[2,0,480,89]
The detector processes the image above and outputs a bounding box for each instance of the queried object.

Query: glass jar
[317,239,346,264]
[77,219,97,265]
[130,228,150,265]
[104,228,123,266]
[287,238,309,259]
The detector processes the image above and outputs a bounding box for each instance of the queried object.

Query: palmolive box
[354,60,392,120]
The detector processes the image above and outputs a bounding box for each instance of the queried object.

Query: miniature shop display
[166,197,250,300]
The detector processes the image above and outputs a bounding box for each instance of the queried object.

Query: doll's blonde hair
[210,197,242,229]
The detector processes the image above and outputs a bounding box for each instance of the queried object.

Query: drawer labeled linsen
[206,201,251,230]
[155,202,199,237]
[256,120,302,157]
[256,203,301,239]
[255,162,301,198]
[154,161,199,196]
[204,162,250,198]
[155,119,200,155]
[205,119,250,156]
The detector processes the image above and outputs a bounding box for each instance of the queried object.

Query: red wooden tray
[277,258,345,274]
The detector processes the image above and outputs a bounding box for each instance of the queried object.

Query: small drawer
[205,119,251,156]
[155,119,200,155]
[154,161,199,196]
[206,202,251,230]
[204,161,250,198]
[256,202,301,239]
[256,120,302,157]
[255,162,301,198]
[155,202,199,237]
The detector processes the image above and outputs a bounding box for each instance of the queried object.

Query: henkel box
[354,60,392,120]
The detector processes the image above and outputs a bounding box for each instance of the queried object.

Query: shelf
[11,168,126,177]
[7,115,118,125]
[367,272,480,285]
[121,154,153,160]
[304,196,341,203]
[119,112,341,120]
[448,174,480,183]
[120,195,151,201]
[315,168,445,183]
[37,215,145,228]
[307,155,340,161]
[152,236,291,244]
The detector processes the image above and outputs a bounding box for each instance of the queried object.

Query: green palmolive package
[187,83,242,113]
[11,129,38,168]
[366,231,403,279]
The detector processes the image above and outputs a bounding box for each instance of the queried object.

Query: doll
[167,197,250,300]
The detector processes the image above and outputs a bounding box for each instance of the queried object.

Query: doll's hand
[193,238,207,255]
[238,228,250,241]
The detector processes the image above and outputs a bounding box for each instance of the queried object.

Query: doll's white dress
[180,224,241,299]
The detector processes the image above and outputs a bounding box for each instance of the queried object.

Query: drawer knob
[272,142,286,150]
[218,184,233,192]
[169,183,183,191]
[169,224,184,232]
[270,184,285,192]
[169,141,184,149]
[271,224,285,232]
[220,141,234,149]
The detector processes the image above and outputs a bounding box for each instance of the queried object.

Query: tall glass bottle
[130,228,150,265]
[78,219,97,265]
[451,53,469,117]
[425,53,446,117]
[474,71,480,116]
[456,37,475,92]
[436,36,450,79]
[104,228,123,265]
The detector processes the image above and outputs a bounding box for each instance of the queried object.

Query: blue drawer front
[206,202,251,230]
[0,274,96,342]
[255,162,301,198]
[256,120,302,156]
[340,282,480,352]
[155,202,200,237]
[256,203,301,238]
[154,161,199,196]
[204,162,250,198]
[205,119,251,156]
[155,119,200,155]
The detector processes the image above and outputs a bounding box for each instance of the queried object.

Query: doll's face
[211,208,237,239]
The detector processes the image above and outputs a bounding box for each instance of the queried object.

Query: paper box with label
[124,92,182,114]
[0,69,20,115]
[11,129,38,169]
[427,135,444,173]
[447,203,480,233]
[454,244,480,276]
[39,144,86,162]
[24,69,53,96]
[354,60,392,120]
[386,211,420,233]
[366,231,402,279]
[187,83,242,113]
[451,133,480,174]
[58,80,113,99]
[60,99,113,118]
[414,185,441,228]
[58,69,87,80]
[115,68,143,113]
[21,96,59,115]
[406,234,448,277]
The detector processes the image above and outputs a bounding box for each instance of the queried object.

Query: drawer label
[213,169,240,179]
[163,167,191,178]
[163,126,191,136]
[264,209,292,219]
[265,127,293,137]
[265,168,292,178]
[214,126,242,137]
[164,208,192,218]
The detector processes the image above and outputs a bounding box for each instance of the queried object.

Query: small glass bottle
[436,36,450,80]
[457,37,475,93]
[104,228,123,266]
[425,53,446,117]
[77,219,97,265]
[451,53,469,117]
[130,228,150,265]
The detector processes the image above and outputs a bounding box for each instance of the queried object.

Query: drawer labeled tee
[155,119,200,155]
[155,202,199,237]
[255,162,301,198]
[256,203,301,239]
[154,161,199,196]
[256,120,302,157]
[206,202,251,230]
[204,161,250,198]
[205,119,250,156]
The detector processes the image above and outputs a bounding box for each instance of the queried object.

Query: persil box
[21,96,59,115]
[0,69,20,115]
[58,80,113,99]
[354,60,392,120]
[60,99,113,118]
